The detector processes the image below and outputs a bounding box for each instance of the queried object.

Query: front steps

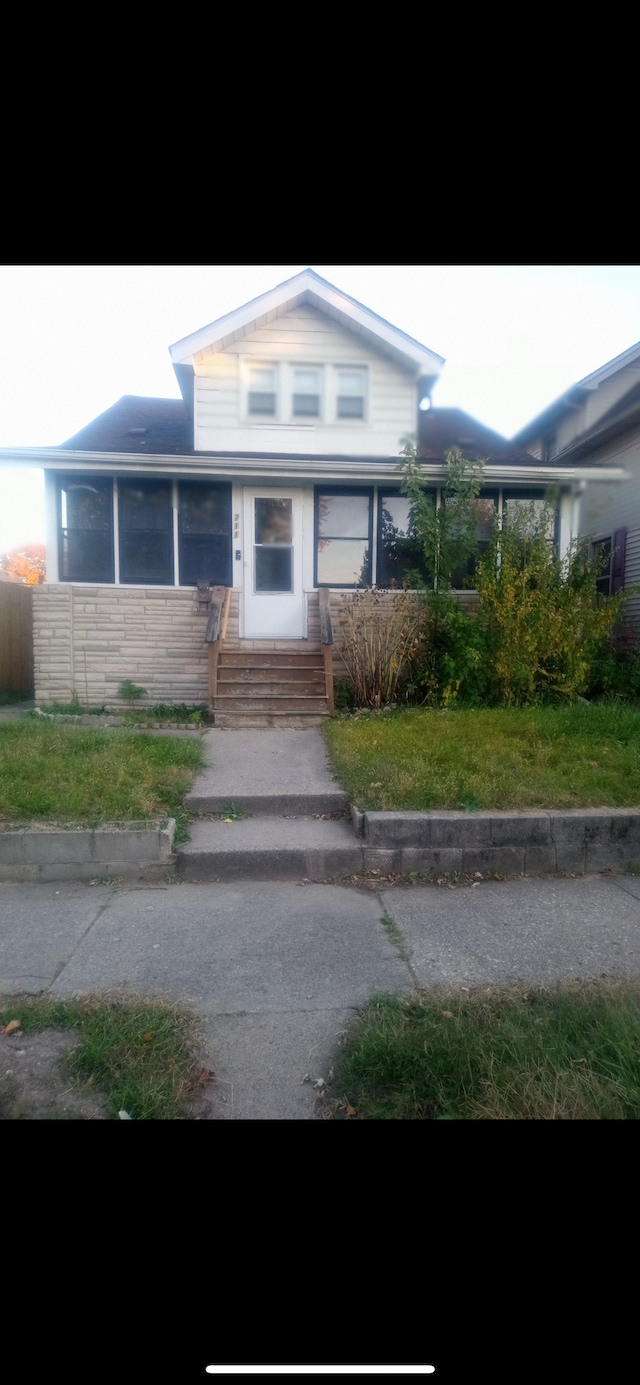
[211,650,330,727]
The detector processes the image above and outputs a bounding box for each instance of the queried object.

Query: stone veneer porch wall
[32,585,478,706]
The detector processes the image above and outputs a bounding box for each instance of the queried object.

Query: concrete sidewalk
[3,873,640,1117]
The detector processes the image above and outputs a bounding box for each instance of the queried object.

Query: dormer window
[242,361,368,425]
[336,369,365,419]
[292,369,320,417]
[248,366,277,416]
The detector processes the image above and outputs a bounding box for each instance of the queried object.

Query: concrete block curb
[0,819,175,882]
[359,808,640,876]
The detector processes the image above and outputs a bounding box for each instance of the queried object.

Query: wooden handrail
[319,587,333,646]
[205,586,227,644]
[319,589,334,713]
[205,586,231,715]
[221,585,232,642]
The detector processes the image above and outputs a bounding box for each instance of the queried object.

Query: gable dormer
[169,269,444,457]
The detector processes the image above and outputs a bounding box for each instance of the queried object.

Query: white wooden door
[243,489,305,638]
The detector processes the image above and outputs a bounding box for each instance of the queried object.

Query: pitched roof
[169,268,445,378]
[60,397,191,454]
[513,340,640,447]
[545,379,640,463]
[418,408,542,466]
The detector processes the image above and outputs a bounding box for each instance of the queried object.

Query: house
[0,269,627,722]
[514,340,640,628]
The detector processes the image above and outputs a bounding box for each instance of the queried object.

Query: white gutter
[0,449,627,485]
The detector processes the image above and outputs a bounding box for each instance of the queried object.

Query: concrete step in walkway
[178,816,360,882]
[184,728,348,817]
[181,727,351,880]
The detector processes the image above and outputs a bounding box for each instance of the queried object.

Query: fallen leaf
[224,818,233,824]
[345,1104,357,1118]
[3,1020,21,1035]
[313,1077,326,1090]
[197,1068,216,1086]
[144,1032,153,1042]
[589,761,599,768]
[441,1010,454,1019]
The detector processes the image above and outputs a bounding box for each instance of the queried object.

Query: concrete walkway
[3,873,640,1118]
[0,700,34,722]
[184,728,348,815]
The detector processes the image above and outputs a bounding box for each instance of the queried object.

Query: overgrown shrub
[475,503,626,704]
[337,589,421,708]
[393,447,628,707]
[403,590,487,706]
[584,627,640,702]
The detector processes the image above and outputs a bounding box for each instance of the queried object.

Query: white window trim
[241,360,281,423]
[289,364,323,424]
[330,364,368,425]
[240,359,369,427]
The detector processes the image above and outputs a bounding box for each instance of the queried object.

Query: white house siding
[193,303,417,457]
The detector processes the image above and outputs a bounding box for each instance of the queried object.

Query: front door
[243,489,305,638]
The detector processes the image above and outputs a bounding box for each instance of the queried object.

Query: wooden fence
[0,582,34,691]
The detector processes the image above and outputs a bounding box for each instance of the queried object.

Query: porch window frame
[314,485,374,589]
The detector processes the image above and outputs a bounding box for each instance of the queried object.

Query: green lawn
[0,722,203,828]
[329,982,640,1120]
[324,705,640,811]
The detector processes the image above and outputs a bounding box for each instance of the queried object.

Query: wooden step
[214,711,328,728]
[214,695,329,713]
[217,680,326,698]
[220,652,323,669]
[218,666,325,684]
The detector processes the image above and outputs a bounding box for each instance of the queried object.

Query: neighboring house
[0,269,627,720]
[514,341,640,629]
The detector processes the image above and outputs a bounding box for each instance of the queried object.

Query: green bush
[475,504,626,705]
[385,448,630,708]
[403,590,487,706]
[585,629,640,702]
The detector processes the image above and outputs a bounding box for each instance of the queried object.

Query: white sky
[1,264,640,553]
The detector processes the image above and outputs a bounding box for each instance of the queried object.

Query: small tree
[398,443,485,591]
[396,444,487,704]
[0,544,46,585]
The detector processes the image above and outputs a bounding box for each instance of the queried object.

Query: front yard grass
[0,995,207,1119]
[324,705,640,811]
[0,722,203,830]
[329,981,640,1120]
